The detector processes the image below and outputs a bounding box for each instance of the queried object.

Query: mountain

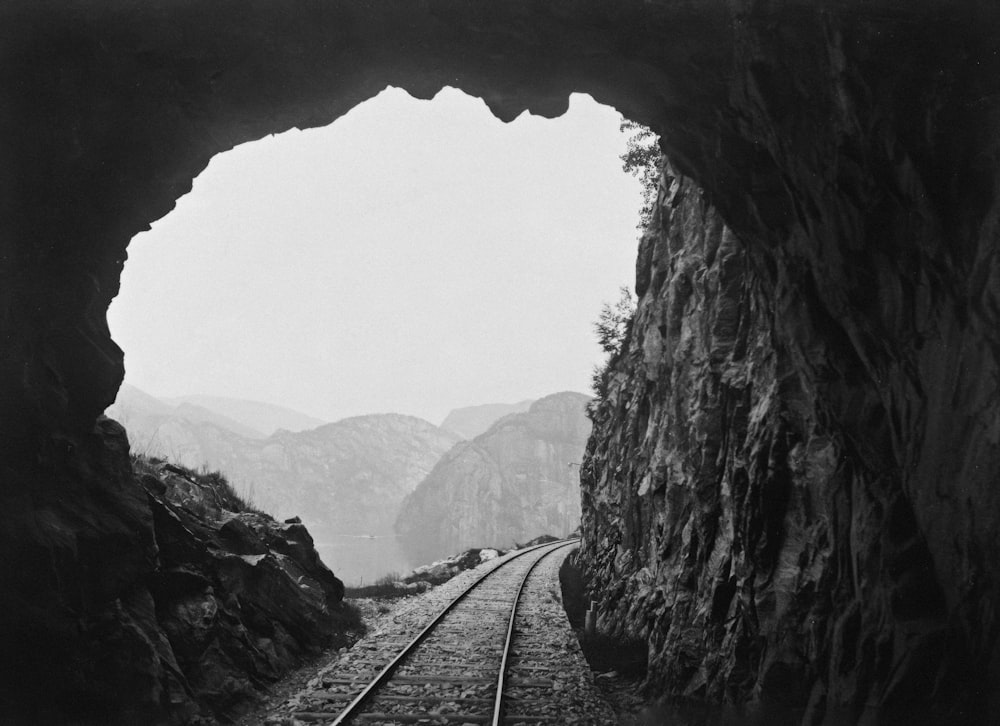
[163,393,327,435]
[109,393,458,528]
[106,390,462,581]
[395,391,591,564]
[439,399,534,439]
[107,384,268,451]
[223,414,460,538]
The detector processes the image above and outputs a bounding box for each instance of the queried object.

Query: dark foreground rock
[581,158,991,724]
[139,456,355,721]
[0,420,357,725]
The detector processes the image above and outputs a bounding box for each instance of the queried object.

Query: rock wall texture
[137,457,352,721]
[0,419,161,723]
[396,392,591,564]
[2,1,1000,722]
[581,156,995,724]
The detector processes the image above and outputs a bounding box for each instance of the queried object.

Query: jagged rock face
[140,459,350,721]
[581,159,991,723]
[3,1,1000,722]
[396,392,590,564]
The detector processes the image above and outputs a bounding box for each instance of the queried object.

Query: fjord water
[315,534,414,586]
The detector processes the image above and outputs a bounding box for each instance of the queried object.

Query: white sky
[109,87,643,425]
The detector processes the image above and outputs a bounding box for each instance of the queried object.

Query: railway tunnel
[2,0,1000,723]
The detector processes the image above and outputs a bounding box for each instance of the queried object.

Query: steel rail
[490,539,578,726]
[329,538,578,726]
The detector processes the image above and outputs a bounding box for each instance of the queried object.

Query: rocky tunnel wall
[1,0,999,722]
[582,155,998,724]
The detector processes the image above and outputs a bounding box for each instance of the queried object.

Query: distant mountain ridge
[106,385,458,533]
[108,384,269,444]
[163,393,327,435]
[104,385,461,582]
[106,385,588,582]
[244,414,461,536]
[396,391,592,564]
[439,399,534,439]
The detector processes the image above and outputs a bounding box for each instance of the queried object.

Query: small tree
[594,286,636,355]
[585,120,657,417]
[590,287,636,408]
[620,120,663,229]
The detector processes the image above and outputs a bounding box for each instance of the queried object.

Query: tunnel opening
[3,2,1000,723]
[106,85,647,587]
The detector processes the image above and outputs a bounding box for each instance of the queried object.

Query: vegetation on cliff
[619,120,663,230]
[589,285,636,412]
[588,122,656,415]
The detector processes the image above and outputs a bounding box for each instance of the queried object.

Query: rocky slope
[439,399,534,440]
[0,423,354,724]
[138,456,355,722]
[396,392,590,563]
[581,158,989,724]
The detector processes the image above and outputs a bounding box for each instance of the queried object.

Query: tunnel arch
[3,0,1000,721]
[4,0,741,439]
[108,85,643,427]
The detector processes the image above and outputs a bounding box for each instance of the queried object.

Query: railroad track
[293,539,580,725]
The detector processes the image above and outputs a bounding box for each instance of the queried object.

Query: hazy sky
[109,87,644,425]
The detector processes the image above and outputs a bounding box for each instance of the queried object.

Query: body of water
[315,534,416,587]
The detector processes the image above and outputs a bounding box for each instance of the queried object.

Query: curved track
[327,539,578,725]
